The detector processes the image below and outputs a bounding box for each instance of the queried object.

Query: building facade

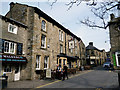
[86,42,106,66]
[109,14,120,69]
[2,2,86,81]
[0,15,28,82]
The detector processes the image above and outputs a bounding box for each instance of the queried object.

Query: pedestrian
[56,64,62,80]
[63,64,68,81]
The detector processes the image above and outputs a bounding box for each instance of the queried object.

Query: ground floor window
[118,54,120,65]
[36,55,41,70]
[116,52,120,66]
[44,56,49,69]
[4,65,12,73]
[59,59,61,67]
[63,59,66,65]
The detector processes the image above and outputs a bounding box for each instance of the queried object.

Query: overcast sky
[0,1,111,52]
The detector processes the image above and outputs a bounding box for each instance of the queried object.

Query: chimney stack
[89,42,93,46]
[110,13,115,20]
[9,2,15,10]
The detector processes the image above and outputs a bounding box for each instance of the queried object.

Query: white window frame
[59,30,63,41]
[41,35,46,48]
[44,56,49,69]
[4,65,12,73]
[8,24,18,34]
[36,55,41,70]
[116,52,120,66]
[60,44,63,53]
[75,47,77,55]
[41,20,46,31]
[61,31,63,41]
[59,30,61,40]
[71,48,73,53]
[4,41,16,54]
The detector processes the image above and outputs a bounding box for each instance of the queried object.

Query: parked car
[103,62,112,68]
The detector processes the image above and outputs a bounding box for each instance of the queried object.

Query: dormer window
[8,24,18,34]
[41,20,46,31]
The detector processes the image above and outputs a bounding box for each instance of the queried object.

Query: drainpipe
[65,33,66,54]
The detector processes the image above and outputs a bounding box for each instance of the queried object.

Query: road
[38,66,119,88]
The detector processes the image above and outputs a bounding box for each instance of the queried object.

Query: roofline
[86,45,106,52]
[9,2,81,41]
[33,5,81,41]
[0,15,27,28]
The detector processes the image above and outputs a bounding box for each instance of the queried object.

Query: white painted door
[14,65,20,81]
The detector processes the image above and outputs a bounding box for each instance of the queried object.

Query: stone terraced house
[0,15,28,82]
[86,42,107,67]
[109,13,120,69]
[0,2,86,81]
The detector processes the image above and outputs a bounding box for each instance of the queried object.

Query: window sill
[59,40,64,42]
[4,52,15,55]
[41,29,47,33]
[36,68,41,70]
[40,47,47,50]
[44,68,48,70]
[3,72,12,73]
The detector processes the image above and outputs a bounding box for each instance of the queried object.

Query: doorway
[14,64,20,81]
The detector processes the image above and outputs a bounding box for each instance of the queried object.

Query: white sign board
[69,41,74,49]
[46,69,51,78]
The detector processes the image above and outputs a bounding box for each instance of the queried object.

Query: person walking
[63,64,68,81]
[56,64,62,80]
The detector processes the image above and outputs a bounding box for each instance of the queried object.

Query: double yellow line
[36,70,93,88]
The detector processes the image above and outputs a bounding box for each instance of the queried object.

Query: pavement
[5,70,92,89]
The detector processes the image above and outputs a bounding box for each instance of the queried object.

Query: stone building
[0,15,28,82]
[4,2,86,80]
[86,42,106,66]
[109,14,120,69]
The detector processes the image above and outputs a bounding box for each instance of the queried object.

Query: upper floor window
[4,41,16,54]
[8,24,18,34]
[91,50,94,55]
[44,56,49,69]
[70,48,73,53]
[41,20,46,31]
[61,32,63,41]
[59,30,61,40]
[36,55,41,70]
[75,47,77,55]
[41,34,46,48]
[59,30,63,41]
[60,44,63,53]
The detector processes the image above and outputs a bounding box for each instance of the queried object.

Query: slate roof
[86,44,98,50]
[0,15,27,28]
[9,2,81,41]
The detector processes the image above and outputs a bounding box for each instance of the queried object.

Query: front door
[14,65,20,81]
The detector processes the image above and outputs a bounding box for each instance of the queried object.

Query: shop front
[57,54,79,69]
[0,54,27,82]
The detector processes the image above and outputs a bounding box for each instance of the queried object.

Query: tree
[48,0,120,29]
